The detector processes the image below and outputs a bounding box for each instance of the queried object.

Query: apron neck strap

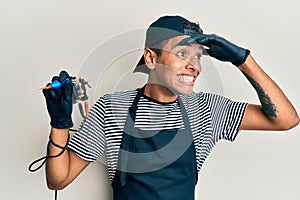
[129,85,191,130]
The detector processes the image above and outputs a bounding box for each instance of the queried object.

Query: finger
[59,70,70,82]
[62,80,73,96]
[195,34,214,45]
[43,84,59,100]
[178,37,197,46]
[49,79,63,96]
[54,87,63,97]
[62,81,73,103]
[42,83,51,99]
[51,76,59,82]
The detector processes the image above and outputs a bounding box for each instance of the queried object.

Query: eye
[195,54,202,61]
[177,51,185,57]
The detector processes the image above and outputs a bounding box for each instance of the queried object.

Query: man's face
[151,35,203,95]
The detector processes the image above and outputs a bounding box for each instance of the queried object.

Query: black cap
[134,15,203,73]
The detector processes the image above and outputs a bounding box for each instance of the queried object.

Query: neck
[143,83,178,103]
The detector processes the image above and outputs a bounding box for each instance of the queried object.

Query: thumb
[202,48,211,56]
[43,83,59,100]
[62,80,73,103]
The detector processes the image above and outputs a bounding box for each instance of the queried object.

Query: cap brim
[133,55,150,74]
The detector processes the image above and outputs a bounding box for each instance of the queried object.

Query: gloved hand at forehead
[181,33,250,66]
[43,70,73,129]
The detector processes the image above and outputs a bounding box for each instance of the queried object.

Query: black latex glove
[181,34,250,66]
[43,71,73,129]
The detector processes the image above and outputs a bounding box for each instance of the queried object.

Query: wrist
[50,128,69,149]
[49,132,70,150]
[50,118,73,129]
[51,127,69,134]
[238,54,255,72]
[232,49,250,67]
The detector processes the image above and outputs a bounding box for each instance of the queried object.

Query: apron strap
[120,87,143,186]
[128,87,144,122]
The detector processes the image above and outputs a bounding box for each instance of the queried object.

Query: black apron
[112,87,197,200]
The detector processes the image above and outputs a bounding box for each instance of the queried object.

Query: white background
[1,0,299,199]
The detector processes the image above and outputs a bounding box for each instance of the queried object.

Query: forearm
[238,55,299,129]
[46,128,70,189]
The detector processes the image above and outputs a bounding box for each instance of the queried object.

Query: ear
[144,48,157,70]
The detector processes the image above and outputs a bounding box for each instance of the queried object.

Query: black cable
[28,132,75,200]
[55,190,58,200]
[28,133,70,172]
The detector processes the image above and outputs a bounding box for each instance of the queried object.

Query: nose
[185,59,201,75]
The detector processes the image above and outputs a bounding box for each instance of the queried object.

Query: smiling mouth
[176,74,195,85]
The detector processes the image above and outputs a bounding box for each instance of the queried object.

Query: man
[43,15,299,199]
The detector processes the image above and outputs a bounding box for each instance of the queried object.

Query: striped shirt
[68,89,248,182]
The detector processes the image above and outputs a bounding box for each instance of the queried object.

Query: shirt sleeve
[204,93,248,142]
[68,97,106,162]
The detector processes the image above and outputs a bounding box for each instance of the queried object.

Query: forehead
[163,35,203,51]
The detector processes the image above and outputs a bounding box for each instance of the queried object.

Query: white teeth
[178,75,194,83]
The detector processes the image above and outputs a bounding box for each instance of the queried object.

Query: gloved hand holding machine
[28,71,91,171]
